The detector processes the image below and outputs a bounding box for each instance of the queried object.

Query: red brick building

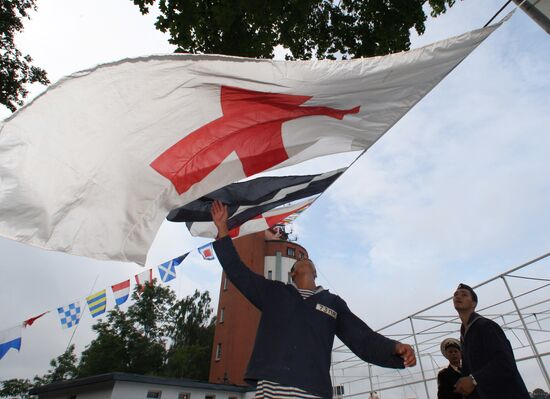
[208,231,308,385]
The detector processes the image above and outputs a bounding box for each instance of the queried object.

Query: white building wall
[264,255,296,284]
[37,386,113,399]
[112,381,246,399]
[78,388,113,399]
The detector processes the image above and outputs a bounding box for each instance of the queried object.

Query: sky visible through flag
[0,0,549,394]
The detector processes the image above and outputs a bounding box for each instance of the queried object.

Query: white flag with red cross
[0,22,504,265]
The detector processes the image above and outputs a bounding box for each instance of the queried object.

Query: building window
[205,396,216,399]
[287,247,295,257]
[223,275,228,291]
[146,391,162,399]
[178,394,191,399]
[268,270,273,280]
[299,252,305,259]
[220,307,225,323]
[215,343,222,360]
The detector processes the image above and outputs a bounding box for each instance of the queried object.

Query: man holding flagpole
[210,200,415,398]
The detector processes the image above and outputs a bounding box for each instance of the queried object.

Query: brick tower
[208,230,309,385]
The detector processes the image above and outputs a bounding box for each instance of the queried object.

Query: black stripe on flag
[166,169,344,231]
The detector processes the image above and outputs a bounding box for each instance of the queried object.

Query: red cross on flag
[0,22,504,265]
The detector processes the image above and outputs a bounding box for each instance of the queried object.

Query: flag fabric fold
[111,279,131,306]
[86,289,107,318]
[227,198,315,239]
[0,22,505,265]
[168,169,343,232]
[0,325,22,360]
[57,302,82,329]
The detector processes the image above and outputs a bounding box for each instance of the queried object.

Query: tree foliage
[34,344,79,385]
[132,0,456,60]
[78,283,215,379]
[0,0,49,112]
[0,378,33,399]
[1,285,215,398]
[165,290,215,379]
[0,345,79,398]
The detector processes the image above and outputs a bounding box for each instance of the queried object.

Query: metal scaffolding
[331,252,550,398]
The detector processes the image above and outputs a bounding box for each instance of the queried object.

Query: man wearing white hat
[437,338,462,399]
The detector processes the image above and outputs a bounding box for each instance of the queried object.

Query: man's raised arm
[210,200,269,310]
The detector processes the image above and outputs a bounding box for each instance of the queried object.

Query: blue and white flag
[158,261,176,283]
[0,325,22,360]
[158,253,189,283]
[172,253,189,267]
[198,243,215,260]
[57,302,82,329]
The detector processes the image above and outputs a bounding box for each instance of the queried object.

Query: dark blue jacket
[213,236,404,398]
[437,365,462,399]
[461,312,529,399]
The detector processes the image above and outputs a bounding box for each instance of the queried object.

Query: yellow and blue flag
[86,289,107,318]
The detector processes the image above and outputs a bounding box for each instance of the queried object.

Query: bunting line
[0,197,310,360]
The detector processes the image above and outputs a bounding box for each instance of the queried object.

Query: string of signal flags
[0,242,217,362]
[0,191,312,362]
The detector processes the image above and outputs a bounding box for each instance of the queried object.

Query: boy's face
[444,346,461,366]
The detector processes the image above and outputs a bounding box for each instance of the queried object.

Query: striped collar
[293,285,326,299]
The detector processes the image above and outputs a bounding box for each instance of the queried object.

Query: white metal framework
[331,252,550,398]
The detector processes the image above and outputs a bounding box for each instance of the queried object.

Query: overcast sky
[1,0,549,396]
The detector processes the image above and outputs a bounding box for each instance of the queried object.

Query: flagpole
[484,0,513,27]
[283,0,521,294]
[66,273,100,352]
[309,0,523,216]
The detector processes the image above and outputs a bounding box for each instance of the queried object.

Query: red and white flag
[198,243,216,260]
[111,279,131,306]
[0,22,504,264]
[23,311,48,327]
[135,270,153,291]
[191,198,315,239]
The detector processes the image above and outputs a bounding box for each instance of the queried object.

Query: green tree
[165,290,215,379]
[78,283,215,379]
[33,344,79,385]
[1,0,49,112]
[77,309,136,376]
[132,0,456,60]
[0,346,78,398]
[79,283,172,376]
[0,378,33,399]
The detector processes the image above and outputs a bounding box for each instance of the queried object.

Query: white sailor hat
[440,338,461,355]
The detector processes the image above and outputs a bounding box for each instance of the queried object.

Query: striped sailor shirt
[255,380,322,398]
